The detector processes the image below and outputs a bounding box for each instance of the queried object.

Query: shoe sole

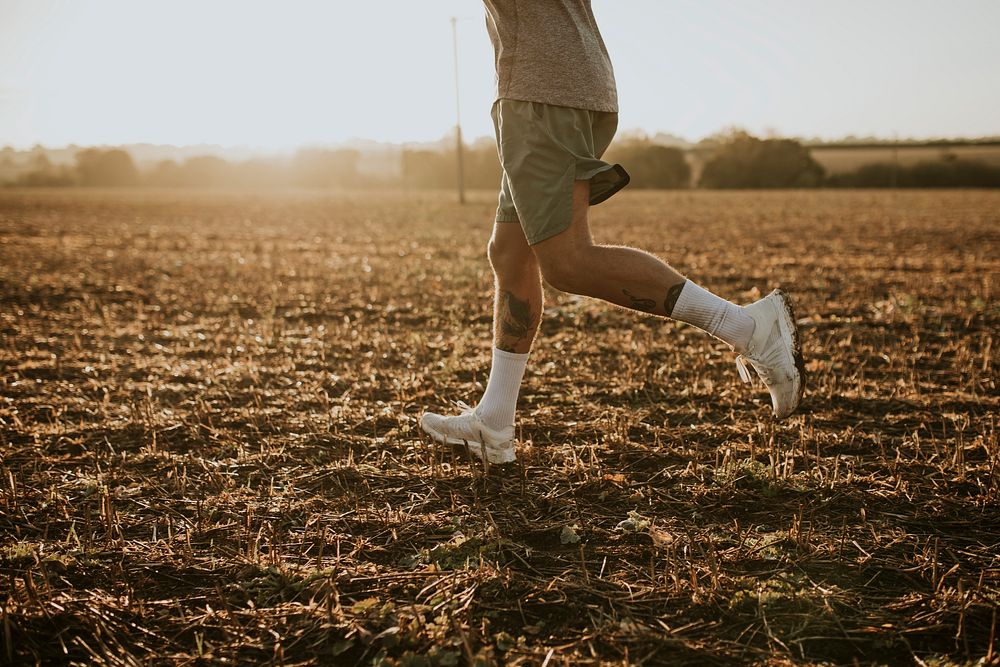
[420,421,517,465]
[771,289,806,419]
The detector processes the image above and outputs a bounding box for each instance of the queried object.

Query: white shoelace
[735,354,775,385]
[439,400,491,448]
[735,355,753,383]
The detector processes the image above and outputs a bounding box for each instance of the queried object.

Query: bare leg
[489,221,543,353]
[418,219,542,441]
[532,181,687,317]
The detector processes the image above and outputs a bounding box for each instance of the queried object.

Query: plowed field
[1,188,997,665]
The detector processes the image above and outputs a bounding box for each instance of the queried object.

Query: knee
[488,233,533,276]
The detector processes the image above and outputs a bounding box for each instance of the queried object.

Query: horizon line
[6,131,1000,154]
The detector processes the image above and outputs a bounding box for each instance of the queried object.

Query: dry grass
[0,187,998,666]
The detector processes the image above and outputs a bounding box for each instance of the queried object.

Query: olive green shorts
[491,98,630,245]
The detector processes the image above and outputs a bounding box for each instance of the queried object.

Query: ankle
[671,281,756,351]
[732,311,755,354]
[476,347,528,430]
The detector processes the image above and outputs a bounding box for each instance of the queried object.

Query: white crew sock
[670,280,756,352]
[475,347,529,430]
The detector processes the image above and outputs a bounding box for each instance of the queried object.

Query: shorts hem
[525,222,571,246]
[579,163,630,206]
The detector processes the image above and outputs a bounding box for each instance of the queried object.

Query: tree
[462,144,502,190]
[401,150,452,188]
[699,131,824,188]
[826,159,1000,188]
[14,153,75,186]
[75,148,139,186]
[175,155,233,187]
[291,149,361,188]
[146,159,182,187]
[604,140,690,188]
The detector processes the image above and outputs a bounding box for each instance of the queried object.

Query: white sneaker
[735,289,805,419]
[420,402,517,464]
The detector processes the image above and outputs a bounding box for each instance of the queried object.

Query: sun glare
[4,0,494,149]
[1,0,998,149]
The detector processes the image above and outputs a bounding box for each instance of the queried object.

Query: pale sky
[1,0,998,149]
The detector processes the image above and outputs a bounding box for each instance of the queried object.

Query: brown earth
[0,188,997,665]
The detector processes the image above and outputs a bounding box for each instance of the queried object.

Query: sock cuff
[492,347,529,362]
[477,347,529,430]
[669,280,755,352]
[673,280,711,312]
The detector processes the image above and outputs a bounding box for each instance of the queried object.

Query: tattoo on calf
[622,288,657,313]
[664,281,687,316]
[497,290,535,352]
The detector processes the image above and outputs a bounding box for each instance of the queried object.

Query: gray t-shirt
[484,0,618,113]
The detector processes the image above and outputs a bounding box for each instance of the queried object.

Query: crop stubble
[0,188,998,665]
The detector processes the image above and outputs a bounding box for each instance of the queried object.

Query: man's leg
[489,220,543,354]
[532,181,756,352]
[419,220,541,463]
[531,180,804,418]
[473,220,542,429]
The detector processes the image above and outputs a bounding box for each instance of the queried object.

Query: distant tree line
[400,140,693,190]
[12,148,370,189]
[604,141,691,188]
[825,158,1000,188]
[699,131,825,188]
[8,133,1000,189]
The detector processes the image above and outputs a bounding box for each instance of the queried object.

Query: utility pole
[451,16,466,204]
[890,131,899,189]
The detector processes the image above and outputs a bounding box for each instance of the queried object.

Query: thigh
[530,180,593,263]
